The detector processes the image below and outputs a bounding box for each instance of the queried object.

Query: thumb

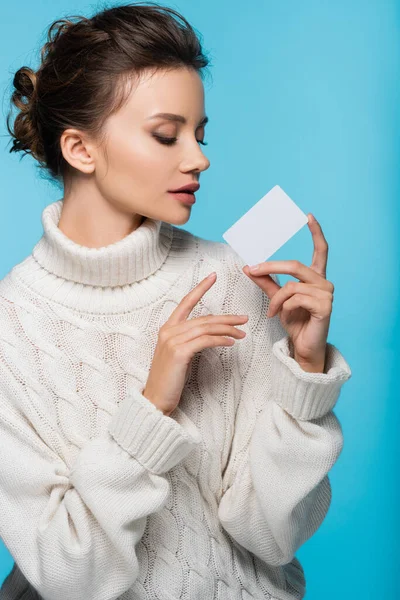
[242,265,281,299]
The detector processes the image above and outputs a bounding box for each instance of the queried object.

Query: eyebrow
[147,112,209,126]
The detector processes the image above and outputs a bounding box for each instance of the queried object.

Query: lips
[169,182,200,193]
[169,191,196,205]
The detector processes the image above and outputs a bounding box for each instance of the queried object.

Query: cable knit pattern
[0,200,352,600]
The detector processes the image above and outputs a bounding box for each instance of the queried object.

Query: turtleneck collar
[6,199,201,315]
[31,200,173,288]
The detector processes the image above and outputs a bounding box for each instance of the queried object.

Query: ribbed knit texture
[0,199,352,600]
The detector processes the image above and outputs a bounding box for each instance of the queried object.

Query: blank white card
[222,185,309,266]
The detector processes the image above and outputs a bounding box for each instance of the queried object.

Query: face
[87,66,210,226]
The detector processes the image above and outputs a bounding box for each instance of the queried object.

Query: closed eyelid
[151,118,208,136]
[153,123,206,137]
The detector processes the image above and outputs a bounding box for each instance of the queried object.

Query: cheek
[95,130,171,200]
[107,133,167,182]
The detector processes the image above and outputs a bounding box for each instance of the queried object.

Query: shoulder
[171,223,279,284]
[170,224,277,326]
[170,223,239,272]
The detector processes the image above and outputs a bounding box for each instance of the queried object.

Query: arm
[217,271,352,567]
[0,361,201,600]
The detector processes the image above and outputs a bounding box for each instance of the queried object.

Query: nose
[199,154,211,173]
[181,143,211,174]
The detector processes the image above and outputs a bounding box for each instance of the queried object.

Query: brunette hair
[6,1,211,184]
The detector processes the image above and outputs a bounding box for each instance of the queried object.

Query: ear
[60,128,96,174]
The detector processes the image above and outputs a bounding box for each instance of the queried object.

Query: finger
[176,334,237,356]
[242,265,281,299]
[247,260,322,285]
[308,214,329,278]
[173,323,246,345]
[166,314,249,337]
[268,283,333,317]
[167,272,217,325]
[279,293,332,320]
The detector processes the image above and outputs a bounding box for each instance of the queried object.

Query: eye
[152,134,208,146]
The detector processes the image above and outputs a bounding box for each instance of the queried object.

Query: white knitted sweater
[0,200,351,600]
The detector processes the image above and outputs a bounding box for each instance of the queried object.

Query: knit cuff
[270,336,352,421]
[108,387,202,475]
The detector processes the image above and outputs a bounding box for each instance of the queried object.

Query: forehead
[124,67,206,121]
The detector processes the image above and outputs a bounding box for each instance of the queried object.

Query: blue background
[0,1,398,598]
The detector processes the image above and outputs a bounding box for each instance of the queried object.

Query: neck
[58,193,145,249]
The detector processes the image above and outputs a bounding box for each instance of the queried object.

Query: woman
[0,3,352,599]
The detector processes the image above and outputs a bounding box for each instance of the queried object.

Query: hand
[143,273,248,416]
[242,214,334,371]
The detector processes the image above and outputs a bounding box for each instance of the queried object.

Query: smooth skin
[57,66,210,246]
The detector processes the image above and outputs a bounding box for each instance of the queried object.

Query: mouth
[168,191,196,205]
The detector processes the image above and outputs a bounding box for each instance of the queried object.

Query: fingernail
[249,265,260,273]
[308,214,314,223]
[207,272,216,279]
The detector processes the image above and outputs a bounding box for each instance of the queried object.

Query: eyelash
[153,134,208,146]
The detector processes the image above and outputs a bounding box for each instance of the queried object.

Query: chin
[163,209,192,226]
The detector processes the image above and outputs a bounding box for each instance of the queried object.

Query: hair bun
[13,67,37,102]
[7,66,43,163]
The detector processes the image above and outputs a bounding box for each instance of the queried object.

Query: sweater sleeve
[217,272,352,567]
[0,363,202,600]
